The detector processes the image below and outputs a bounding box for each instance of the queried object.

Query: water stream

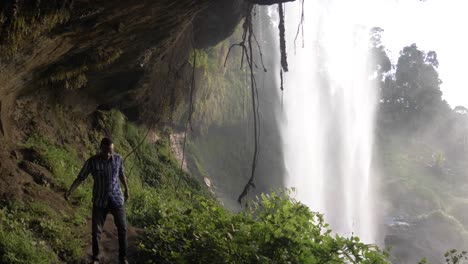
[282,0,378,243]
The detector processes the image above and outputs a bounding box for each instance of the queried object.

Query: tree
[369,27,392,81]
[377,43,450,130]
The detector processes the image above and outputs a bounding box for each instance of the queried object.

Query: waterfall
[282,0,378,243]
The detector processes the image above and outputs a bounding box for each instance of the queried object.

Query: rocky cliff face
[0,2,258,262]
[0,0,251,191]
[0,0,289,218]
[0,0,249,137]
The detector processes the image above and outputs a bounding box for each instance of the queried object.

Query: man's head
[100,137,114,159]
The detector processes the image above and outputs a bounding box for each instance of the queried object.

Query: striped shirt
[76,153,125,208]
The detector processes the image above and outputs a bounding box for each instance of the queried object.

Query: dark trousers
[92,202,128,261]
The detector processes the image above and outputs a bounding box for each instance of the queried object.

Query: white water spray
[282,0,378,243]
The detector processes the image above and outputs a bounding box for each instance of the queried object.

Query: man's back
[77,153,125,208]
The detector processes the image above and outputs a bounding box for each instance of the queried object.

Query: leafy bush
[139,191,389,264]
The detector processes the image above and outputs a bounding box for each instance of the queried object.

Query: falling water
[282,0,378,243]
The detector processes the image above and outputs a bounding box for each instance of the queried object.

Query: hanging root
[293,0,305,52]
[224,5,262,205]
[278,3,288,72]
[280,68,284,91]
[224,1,297,205]
[123,123,155,163]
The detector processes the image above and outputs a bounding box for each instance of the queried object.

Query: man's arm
[119,156,129,201]
[65,159,91,200]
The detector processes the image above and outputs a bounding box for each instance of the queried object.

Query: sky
[280,0,468,107]
[360,0,468,108]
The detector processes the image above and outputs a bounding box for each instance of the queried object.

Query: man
[65,137,130,264]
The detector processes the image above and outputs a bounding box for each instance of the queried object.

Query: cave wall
[0,0,252,137]
[0,0,290,210]
[0,0,256,202]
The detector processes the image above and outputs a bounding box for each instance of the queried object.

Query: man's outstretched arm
[65,159,91,200]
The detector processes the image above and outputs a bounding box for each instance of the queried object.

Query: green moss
[47,64,89,90]
[189,49,209,70]
[93,47,123,70]
[41,46,123,90]
[186,27,251,133]
[0,7,70,59]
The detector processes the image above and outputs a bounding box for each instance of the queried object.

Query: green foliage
[376,42,451,133]
[421,250,468,264]
[444,249,468,264]
[189,27,251,132]
[373,34,468,262]
[4,108,393,263]
[95,109,192,188]
[0,202,85,263]
[89,109,206,227]
[189,49,209,70]
[0,208,57,264]
[138,191,389,264]
[88,113,389,263]
[1,130,89,263]
[369,27,391,80]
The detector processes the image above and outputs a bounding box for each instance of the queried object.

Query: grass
[21,133,93,208]
[0,207,57,264]
[1,201,85,263]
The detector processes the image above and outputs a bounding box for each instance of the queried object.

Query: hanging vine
[224,4,262,205]
[223,1,298,205]
[278,3,289,73]
[294,0,305,52]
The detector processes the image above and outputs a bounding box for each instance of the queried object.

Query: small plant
[445,249,468,264]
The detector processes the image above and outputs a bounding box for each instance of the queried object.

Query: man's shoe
[119,257,129,264]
